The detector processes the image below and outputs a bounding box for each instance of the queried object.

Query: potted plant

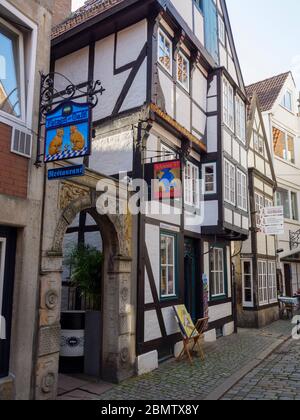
[60,245,103,376]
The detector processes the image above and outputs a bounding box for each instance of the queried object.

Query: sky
[72,0,300,88]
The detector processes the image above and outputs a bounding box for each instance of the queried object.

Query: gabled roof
[246,93,277,186]
[52,0,124,39]
[246,72,290,112]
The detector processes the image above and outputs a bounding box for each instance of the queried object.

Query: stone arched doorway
[34,180,134,400]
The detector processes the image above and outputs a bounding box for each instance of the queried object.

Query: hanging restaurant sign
[44,101,91,163]
[153,160,182,200]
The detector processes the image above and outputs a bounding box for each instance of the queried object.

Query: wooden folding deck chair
[174,305,209,364]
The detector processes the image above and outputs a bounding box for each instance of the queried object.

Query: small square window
[203,163,216,195]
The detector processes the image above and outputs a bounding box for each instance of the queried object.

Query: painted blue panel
[44,102,91,163]
[203,0,219,64]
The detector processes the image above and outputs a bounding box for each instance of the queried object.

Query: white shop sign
[260,206,284,236]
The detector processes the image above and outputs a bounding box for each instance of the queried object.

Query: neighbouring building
[233,94,278,328]
[46,0,249,392]
[0,0,56,400]
[247,72,300,297]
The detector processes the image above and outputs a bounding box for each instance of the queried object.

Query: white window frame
[202,163,217,195]
[224,159,235,206]
[161,143,175,162]
[273,126,295,164]
[258,260,268,306]
[210,248,225,298]
[253,131,264,155]
[255,192,264,227]
[0,238,7,321]
[0,0,38,130]
[268,261,277,304]
[223,78,234,131]
[218,16,225,45]
[177,51,190,92]
[281,90,293,112]
[236,96,246,143]
[242,259,253,308]
[184,161,199,207]
[157,28,173,75]
[237,169,247,211]
[0,16,26,124]
[160,233,176,299]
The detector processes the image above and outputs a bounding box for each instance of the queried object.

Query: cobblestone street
[222,335,300,400]
[58,319,297,400]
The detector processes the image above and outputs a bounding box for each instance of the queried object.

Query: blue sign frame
[44,101,91,163]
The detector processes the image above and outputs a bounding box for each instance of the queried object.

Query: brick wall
[0,123,28,199]
[52,0,72,27]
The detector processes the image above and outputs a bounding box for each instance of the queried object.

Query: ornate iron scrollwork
[35,72,105,167]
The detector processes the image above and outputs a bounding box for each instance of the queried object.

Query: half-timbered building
[50,0,249,377]
[247,72,300,298]
[233,94,278,328]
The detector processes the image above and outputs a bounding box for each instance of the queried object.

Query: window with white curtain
[210,248,225,298]
[237,169,247,211]
[224,159,235,206]
[160,233,177,299]
[223,78,234,131]
[242,260,253,307]
[184,161,199,207]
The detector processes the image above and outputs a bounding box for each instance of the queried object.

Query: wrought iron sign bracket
[35,72,105,168]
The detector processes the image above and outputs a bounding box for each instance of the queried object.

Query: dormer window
[281,90,293,112]
[158,29,172,74]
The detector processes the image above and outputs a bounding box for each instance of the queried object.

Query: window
[281,90,293,112]
[202,0,219,63]
[218,16,225,45]
[268,261,277,303]
[158,29,172,74]
[242,260,253,307]
[253,131,264,155]
[177,51,190,91]
[161,143,176,162]
[210,248,225,298]
[276,189,298,221]
[184,161,199,207]
[273,127,295,164]
[0,18,25,120]
[258,261,268,306]
[223,78,234,131]
[265,197,273,208]
[255,192,264,227]
[224,159,235,206]
[291,192,298,221]
[236,96,246,142]
[237,170,247,211]
[160,233,177,299]
[203,163,216,195]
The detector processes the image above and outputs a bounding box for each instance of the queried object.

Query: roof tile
[246,72,290,112]
[52,0,124,39]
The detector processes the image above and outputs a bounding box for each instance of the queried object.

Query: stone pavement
[222,335,300,400]
[58,319,295,400]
